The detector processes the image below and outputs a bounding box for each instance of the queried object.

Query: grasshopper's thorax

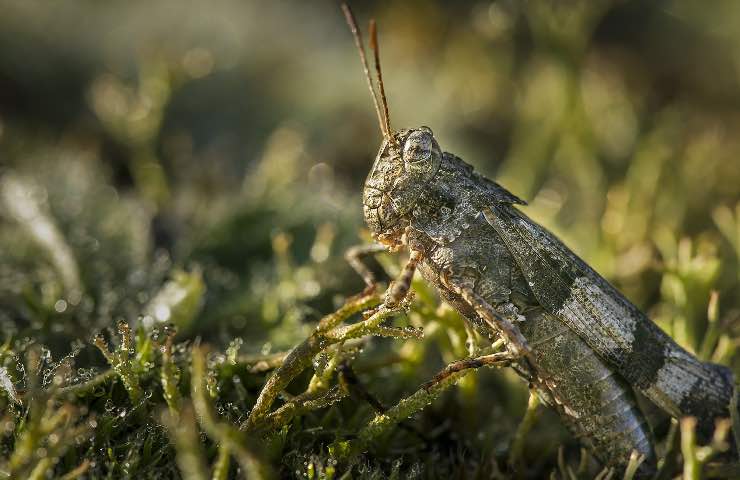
[362,126,442,245]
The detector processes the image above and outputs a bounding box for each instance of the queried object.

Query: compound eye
[403,131,433,164]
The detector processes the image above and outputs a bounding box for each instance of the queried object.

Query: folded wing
[482,202,734,429]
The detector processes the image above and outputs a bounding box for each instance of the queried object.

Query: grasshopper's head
[342,4,442,244]
[363,127,442,243]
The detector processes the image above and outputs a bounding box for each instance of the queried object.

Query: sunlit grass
[1,1,739,478]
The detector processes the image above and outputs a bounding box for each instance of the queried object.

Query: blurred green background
[1,1,740,478]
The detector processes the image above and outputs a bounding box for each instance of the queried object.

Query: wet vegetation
[1,1,740,478]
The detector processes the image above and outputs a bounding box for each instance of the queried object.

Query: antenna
[341,3,389,139]
[369,19,392,139]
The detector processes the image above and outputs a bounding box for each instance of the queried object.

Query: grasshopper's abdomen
[413,210,656,475]
[519,308,656,474]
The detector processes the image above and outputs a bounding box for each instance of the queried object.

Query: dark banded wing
[482,202,734,426]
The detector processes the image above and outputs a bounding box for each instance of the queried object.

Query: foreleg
[384,249,422,307]
[345,243,388,289]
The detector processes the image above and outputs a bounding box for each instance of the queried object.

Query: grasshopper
[340,4,737,476]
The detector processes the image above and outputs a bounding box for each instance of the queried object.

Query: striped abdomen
[413,209,656,475]
[518,307,656,476]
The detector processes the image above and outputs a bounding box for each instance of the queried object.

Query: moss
[1,2,740,478]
